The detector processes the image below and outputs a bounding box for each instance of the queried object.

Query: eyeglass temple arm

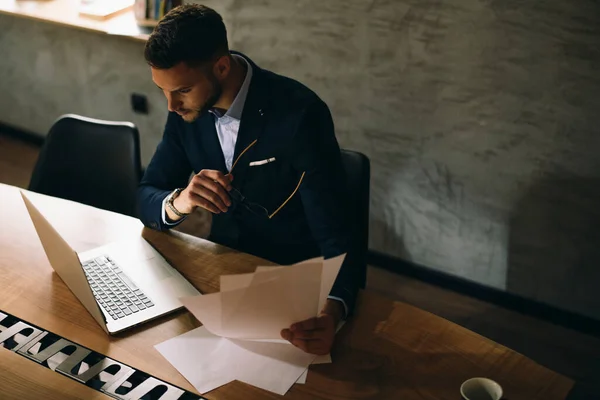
[230,139,258,172]
[228,138,305,220]
[268,172,305,219]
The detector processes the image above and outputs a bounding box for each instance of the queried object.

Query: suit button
[150,222,158,229]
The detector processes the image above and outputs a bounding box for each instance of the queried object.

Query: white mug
[460,377,503,400]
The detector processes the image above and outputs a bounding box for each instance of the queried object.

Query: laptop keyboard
[82,255,154,321]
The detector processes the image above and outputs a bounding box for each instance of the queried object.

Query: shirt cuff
[161,193,187,226]
[327,295,348,320]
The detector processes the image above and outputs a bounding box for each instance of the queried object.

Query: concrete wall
[1,0,600,319]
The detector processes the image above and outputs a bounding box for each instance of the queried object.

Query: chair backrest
[340,149,371,289]
[28,114,142,217]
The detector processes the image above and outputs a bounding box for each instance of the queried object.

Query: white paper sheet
[318,254,346,312]
[182,259,326,340]
[296,368,308,384]
[219,265,284,292]
[207,258,343,385]
[155,326,316,395]
[224,260,322,338]
[166,255,346,393]
[296,320,346,382]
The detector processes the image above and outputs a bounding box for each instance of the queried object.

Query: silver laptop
[20,191,201,334]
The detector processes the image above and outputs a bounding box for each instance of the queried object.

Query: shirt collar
[211,54,253,120]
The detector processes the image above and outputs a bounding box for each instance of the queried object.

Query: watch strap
[167,188,189,217]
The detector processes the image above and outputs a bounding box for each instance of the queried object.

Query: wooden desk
[0,183,574,399]
[0,0,149,42]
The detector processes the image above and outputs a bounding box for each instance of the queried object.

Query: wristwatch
[166,188,189,218]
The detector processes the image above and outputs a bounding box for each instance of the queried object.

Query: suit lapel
[230,63,269,185]
[197,112,227,173]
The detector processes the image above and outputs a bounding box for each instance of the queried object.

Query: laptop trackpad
[144,258,173,281]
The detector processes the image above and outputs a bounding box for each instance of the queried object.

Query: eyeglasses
[228,139,305,219]
[229,187,269,217]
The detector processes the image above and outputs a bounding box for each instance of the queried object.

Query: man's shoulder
[235,50,328,112]
[260,68,327,113]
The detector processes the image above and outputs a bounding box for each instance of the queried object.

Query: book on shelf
[134,0,181,23]
[134,0,147,20]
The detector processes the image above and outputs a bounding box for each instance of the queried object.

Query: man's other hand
[280,299,344,355]
[174,170,233,215]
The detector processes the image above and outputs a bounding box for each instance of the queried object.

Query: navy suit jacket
[138,52,361,314]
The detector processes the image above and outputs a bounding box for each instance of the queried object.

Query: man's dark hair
[144,4,229,69]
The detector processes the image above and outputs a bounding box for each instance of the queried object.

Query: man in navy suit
[139,4,361,355]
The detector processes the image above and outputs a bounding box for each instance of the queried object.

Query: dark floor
[1,132,599,399]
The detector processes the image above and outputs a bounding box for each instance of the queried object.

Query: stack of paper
[155,255,345,395]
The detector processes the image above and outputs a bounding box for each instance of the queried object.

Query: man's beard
[181,75,222,123]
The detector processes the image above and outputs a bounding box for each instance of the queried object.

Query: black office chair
[340,149,371,289]
[28,114,142,217]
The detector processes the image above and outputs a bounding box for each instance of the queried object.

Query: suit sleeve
[291,99,361,315]
[138,112,193,231]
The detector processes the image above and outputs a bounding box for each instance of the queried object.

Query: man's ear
[213,55,231,81]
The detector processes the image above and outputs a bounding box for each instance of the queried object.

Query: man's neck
[213,55,247,111]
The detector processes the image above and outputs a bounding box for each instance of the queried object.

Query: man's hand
[169,170,233,219]
[280,299,344,355]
